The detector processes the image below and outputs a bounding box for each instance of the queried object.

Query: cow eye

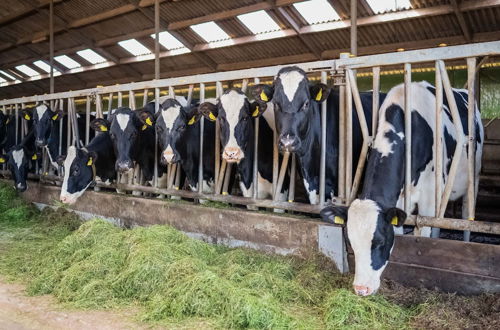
[72,166,80,176]
[177,124,186,131]
[302,100,310,109]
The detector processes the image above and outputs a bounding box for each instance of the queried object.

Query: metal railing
[1,41,500,237]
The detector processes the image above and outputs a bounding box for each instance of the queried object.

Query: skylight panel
[118,39,152,56]
[365,0,412,14]
[237,10,281,34]
[55,55,81,69]
[151,31,187,50]
[33,60,59,73]
[77,49,107,64]
[0,70,16,80]
[293,0,340,24]
[15,64,40,77]
[0,76,6,83]
[190,21,230,43]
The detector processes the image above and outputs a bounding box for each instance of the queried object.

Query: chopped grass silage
[0,182,498,329]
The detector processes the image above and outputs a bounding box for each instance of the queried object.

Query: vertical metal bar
[435,61,443,220]
[252,77,260,199]
[169,86,175,97]
[404,63,412,214]
[49,0,54,94]
[66,98,72,148]
[338,53,348,201]
[129,90,135,109]
[319,71,327,206]
[118,91,123,108]
[372,66,380,134]
[222,163,232,195]
[154,87,160,188]
[85,96,90,145]
[350,0,357,56]
[96,94,103,118]
[58,100,63,156]
[241,78,249,93]
[154,0,160,81]
[143,89,148,106]
[215,81,222,193]
[465,57,477,241]
[108,93,113,114]
[198,83,205,194]
[14,104,18,145]
[345,69,353,200]
[186,84,194,105]
[288,154,296,202]
[274,152,290,200]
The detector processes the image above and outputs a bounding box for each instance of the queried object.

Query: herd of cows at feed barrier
[0,66,485,296]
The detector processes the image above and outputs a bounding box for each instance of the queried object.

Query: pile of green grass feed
[0,182,498,329]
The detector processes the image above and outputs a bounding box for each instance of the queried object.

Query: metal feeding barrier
[1,41,500,238]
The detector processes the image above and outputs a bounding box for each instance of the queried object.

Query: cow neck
[236,120,256,190]
[179,123,200,186]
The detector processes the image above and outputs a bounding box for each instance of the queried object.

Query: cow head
[0,145,38,192]
[155,97,199,165]
[320,199,407,296]
[253,66,329,154]
[22,104,63,147]
[91,107,153,173]
[58,146,97,204]
[198,89,265,163]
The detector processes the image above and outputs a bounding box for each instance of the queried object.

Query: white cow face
[320,199,406,296]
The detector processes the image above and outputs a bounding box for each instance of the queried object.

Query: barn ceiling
[0,0,499,99]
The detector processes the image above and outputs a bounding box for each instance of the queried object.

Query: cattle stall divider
[1,41,500,245]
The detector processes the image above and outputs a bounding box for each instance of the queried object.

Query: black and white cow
[0,129,39,192]
[90,103,159,182]
[320,81,484,296]
[155,96,216,192]
[22,104,92,171]
[197,89,284,199]
[254,66,380,203]
[57,126,116,204]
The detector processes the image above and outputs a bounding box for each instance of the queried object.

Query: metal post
[404,63,412,214]
[345,69,353,200]
[96,94,103,118]
[58,100,63,156]
[465,57,477,241]
[85,96,90,145]
[338,53,348,202]
[252,77,260,199]
[108,93,113,114]
[49,0,54,94]
[350,0,357,56]
[198,82,205,194]
[154,87,160,188]
[372,66,380,134]
[118,91,123,108]
[319,71,327,206]
[186,84,194,105]
[129,90,135,109]
[289,154,296,202]
[143,89,148,106]
[433,61,443,238]
[274,152,290,200]
[215,81,222,194]
[154,0,160,82]
[14,104,18,145]
[66,98,72,148]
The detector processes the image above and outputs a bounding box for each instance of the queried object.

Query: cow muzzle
[60,195,76,205]
[162,150,176,164]
[223,147,243,163]
[116,160,133,173]
[16,182,27,192]
[35,139,47,147]
[353,285,374,296]
[278,135,299,152]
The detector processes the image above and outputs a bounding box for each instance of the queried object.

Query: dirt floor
[0,277,148,330]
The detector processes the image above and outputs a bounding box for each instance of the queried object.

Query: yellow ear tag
[142,124,148,131]
[260,91,268,102]
[334,216,345,225]
[0,158,5,164]
[52,114,59,120]
[208,112,217,121]
[145,117,153,126]
[87,158,93,166]
[99,125,108,132]
[252,106,260,117]
[391,216,398,226]
[188,116,196,125]
[24,114,31,120]
[31,154,38,160]
[315,88,323,101]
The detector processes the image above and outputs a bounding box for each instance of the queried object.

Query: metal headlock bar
[1,41,500,236]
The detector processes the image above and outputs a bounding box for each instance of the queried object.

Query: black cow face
[58,146,97,204]
[155,98,200,165]
[22,104,63,147]
[0,146,37,192]
[198,89,264,163]
[253,66,329,154]
[320,199,406,296]
[91,107,153,173]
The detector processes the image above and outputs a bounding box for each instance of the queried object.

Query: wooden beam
[0,0,64,27]
[193,29,297,51]
[216,53,317,71]
[450,0,472,42]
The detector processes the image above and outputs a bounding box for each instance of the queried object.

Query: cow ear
[385,208,407,227]
[185,107,202,126]
[0,154,6,164]
[252,84,274,103]
[310,83,330,103]
[22,108,33,121]
[137,110,155,130]
[320,205,348,225]
[90,118,110,132]
[51,109,64,121]
[56,154,66,166]
[249,101,267,118]
[86,151,98,166]
[198,102,218,122]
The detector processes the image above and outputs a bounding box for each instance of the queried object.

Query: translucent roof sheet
[190,21,230,43]
[0,76,6,83]
[15,64,40,77]
[293,0,340,24]
[151,31,188,51]
[33,60,59,73]
[0,70,16,80]
[118,39,152,56]
[77,49,107,64]
[365,0,412,14]
[237,10,281,34]
[55,55,82,69]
